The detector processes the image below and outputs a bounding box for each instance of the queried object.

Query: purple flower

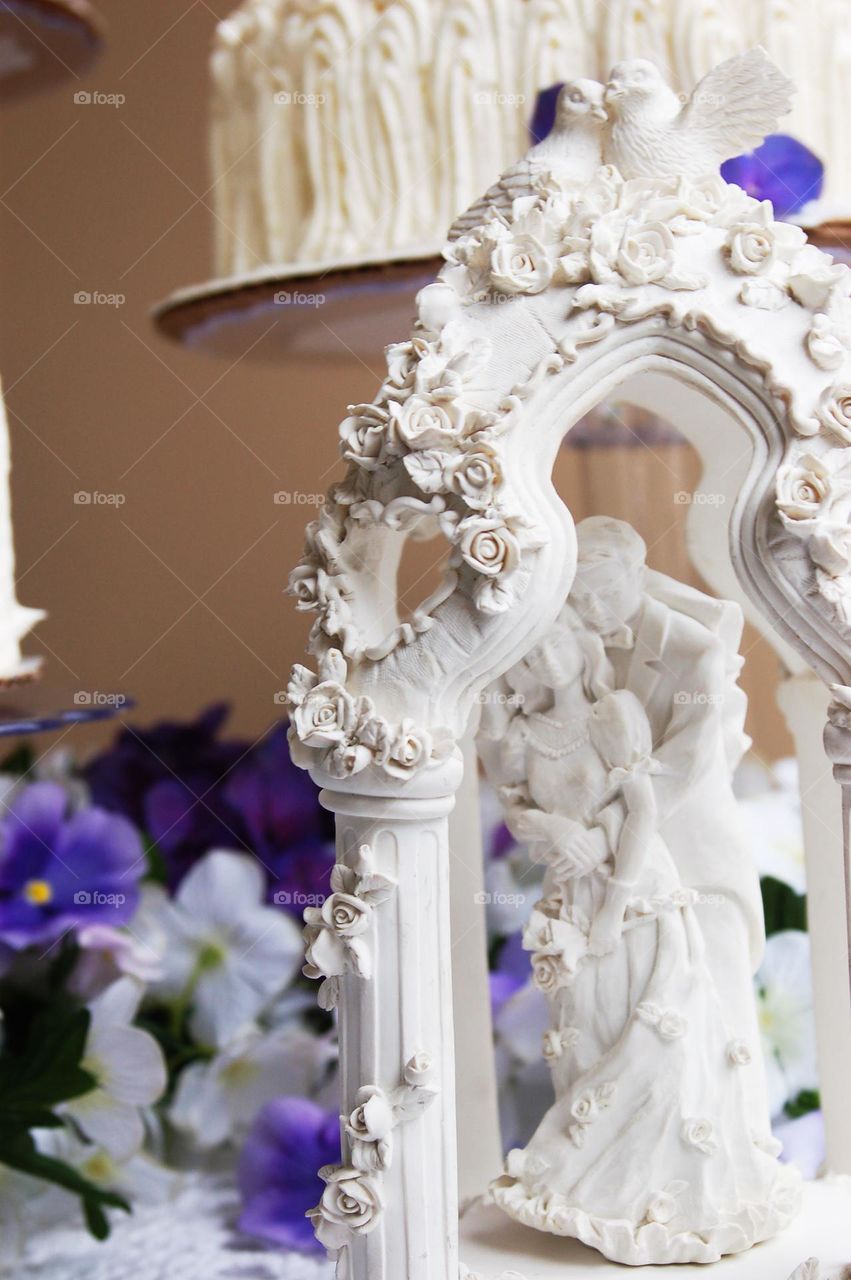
[238,1097,340,1253]
[224,725,334,872]
[0,782,143,949]
[269,837,336,920]
[529,82,563,145]
[721,134,824,218]
[85,709,332,891]
[490,931,530,1019]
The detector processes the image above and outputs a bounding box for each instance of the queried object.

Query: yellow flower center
[23,879,53,905]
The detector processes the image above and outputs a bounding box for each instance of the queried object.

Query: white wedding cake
[0,378,44,682]
[210,0,851,279]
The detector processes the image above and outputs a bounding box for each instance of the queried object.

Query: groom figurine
[566,515,770,1122]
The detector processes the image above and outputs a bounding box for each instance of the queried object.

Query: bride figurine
[482,607,800,1265]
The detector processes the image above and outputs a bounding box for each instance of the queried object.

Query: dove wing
[677,47,795,163]
[447,158,537,242]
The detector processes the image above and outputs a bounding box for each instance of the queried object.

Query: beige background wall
[0,0,790,760]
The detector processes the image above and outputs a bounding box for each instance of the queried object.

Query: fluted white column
[314,754,463,1280]
[781,674,851,1174]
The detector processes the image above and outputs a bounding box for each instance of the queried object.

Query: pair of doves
[448,48,794,241]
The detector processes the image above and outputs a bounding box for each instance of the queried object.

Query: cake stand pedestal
[0,0,102,102]
[0,685,132,737]
[153,254,443,364]
[460,1179,851,1279]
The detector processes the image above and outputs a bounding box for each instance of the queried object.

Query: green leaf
[143,836,168,887]
[760,877,807,937]
[0,1130,130,1241]
[0,742,35,775]
[0,1005,97,1117]
[785,1088,820,1119]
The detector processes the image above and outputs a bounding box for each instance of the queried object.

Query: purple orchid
[721,134,824,217]
[238,1097,340,1253]
[0,782,143,949]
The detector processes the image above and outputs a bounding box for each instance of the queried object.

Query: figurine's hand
[553,826,609,876]
[512,809,572,848]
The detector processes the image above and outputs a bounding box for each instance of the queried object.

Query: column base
[460,1177,851,1277]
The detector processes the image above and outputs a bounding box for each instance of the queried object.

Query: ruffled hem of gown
[490,1165,802,1266]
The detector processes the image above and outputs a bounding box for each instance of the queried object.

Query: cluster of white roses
[567,1081,616,1150]
[287,647,452,781]
[309,1053,437,1259]
[776,438,851,624]
[302,841,396,1009]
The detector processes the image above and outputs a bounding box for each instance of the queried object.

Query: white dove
[604,47,795,180]
[447,79,607,242]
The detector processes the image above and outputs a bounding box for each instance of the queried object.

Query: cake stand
[0,684,133,737]
[153,251,443,364]
[461,1180,851,1278]
[0,0,103,102]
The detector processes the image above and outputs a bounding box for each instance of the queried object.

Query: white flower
[61,978,167,1160]
[339,403,391,469]
[385,720,433,779]
[636,1000,686,1039]
[757,930,819,1118]
[36,1127,177,1206]
[776,453,834,525]
[810,524,851,577]
[817,381,851,444]
[447,446,502,509]
[726,221,777,274]
[738,758,806,895]
[169,1025,335,1148]
[570,1090,597,1124]
[309,1164,384,1251]
[392,395,467,450]
[645,1180,687,1224]
[457,514,521,579]
[726,1039,753,1066]
[137,851,303,1049]
[345,1086,395,1171]
[403,1051,436,1088]
[542,1030,564,1063]
[680,1117,717,1155]
[293,680,358,748]
[490,233,553,294]
[69,922,163,1000]
[530,952,563,995]
[616,220,675,286]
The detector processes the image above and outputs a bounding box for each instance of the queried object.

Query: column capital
[310,750,465,821]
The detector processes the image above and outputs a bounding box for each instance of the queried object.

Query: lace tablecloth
[10,1177,334,1280]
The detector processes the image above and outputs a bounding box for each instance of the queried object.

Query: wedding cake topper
[478,517,800,1264]
[283,49,851,1280]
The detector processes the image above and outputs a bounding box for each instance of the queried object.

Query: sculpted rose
[404,1051,436,1088]
[726,1039,752,1066]
[646,1190,678,1224]
[458,515,520,578]
[322,892,370,938]
[726,222,776,274]
[490,233,553,295]
[339,403,390,466]
[776,454,832,523]
[680,1117,717,1155]
[294,681,357,748]
[817,382,851,444]
[810,525,851,576]
[570,1090,598,1124]
[532,952,562,995]
[385,720,433,779]
[346,1087,394,1145]
[657,1010,688,1040]
[616,221,675,286]
[448,447,502,508]
[311,1165,384,1249]
[393,395,466,450]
